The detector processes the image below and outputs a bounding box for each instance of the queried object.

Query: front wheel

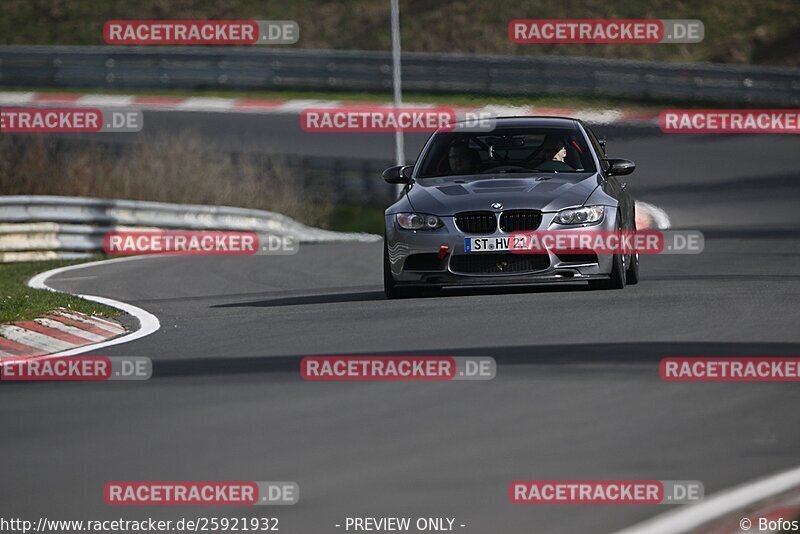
[625,251,640,285]
[589,251,626,290]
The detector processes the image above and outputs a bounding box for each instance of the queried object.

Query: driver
[447,141,480,175]
[534,135,575,172]
[541,135,568,162]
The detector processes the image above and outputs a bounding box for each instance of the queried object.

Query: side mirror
[606,158,635,176]
[382,164,414,184]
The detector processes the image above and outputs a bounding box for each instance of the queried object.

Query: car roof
[494,116,580,127]
[442,116,581,130]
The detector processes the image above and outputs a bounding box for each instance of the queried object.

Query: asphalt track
[2,114,800,533]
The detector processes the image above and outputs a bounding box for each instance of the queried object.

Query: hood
[403,173,602,215]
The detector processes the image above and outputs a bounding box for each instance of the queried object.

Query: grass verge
[0,258,118,324]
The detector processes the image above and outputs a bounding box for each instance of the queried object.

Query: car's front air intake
[449,253,550,275]
[499,210,542,232]
[454,211,497,234]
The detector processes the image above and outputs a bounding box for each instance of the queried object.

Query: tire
[625,251,640,285]
[589,252,626,290]
[625,210,640,285]
[589,211,628,291]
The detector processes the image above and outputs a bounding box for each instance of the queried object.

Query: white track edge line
[614,464,800,534]
[24,255,160,358]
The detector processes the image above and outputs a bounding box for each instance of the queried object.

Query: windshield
[416,127,597,178]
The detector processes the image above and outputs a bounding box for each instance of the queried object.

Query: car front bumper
[385,210,619,288]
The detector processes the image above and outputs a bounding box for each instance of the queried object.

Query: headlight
[554,206,605,225]
[396,213,443,230]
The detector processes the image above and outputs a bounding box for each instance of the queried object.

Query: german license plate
[465,236,517,252]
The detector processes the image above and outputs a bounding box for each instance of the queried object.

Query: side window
[584,125,609,173]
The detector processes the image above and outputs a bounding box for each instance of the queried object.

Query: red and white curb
[0,309,126,358]
[0,91,661,126]
[0,256,161,364]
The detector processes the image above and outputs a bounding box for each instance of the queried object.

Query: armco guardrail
[1,45,798,106]
[0,195,380,263]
